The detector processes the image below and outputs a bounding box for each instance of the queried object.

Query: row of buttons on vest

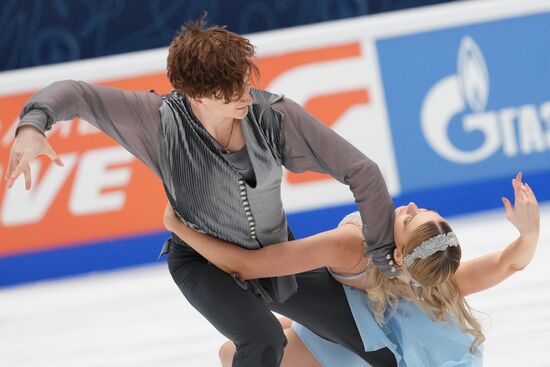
[239,179,256,240]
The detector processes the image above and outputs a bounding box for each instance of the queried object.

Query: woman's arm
[454,173,540,297]
[163,205,365,280]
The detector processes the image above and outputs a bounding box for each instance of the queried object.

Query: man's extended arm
[273,97,397,277]
[7,80,164,188]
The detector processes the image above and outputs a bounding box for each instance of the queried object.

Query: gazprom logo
[421,36,550,164]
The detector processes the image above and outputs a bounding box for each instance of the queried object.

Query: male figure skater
[5,18,397,367]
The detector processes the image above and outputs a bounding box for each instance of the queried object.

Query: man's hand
[502,172,540,241]
[5,126,64,190]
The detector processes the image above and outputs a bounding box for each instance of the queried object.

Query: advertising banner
[377,12,550,193]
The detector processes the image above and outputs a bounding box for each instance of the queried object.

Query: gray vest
[159,89,297,303]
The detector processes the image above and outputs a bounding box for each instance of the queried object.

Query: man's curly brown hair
[167,16,259,103]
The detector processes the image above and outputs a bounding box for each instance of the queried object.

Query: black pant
[168,241,397,367]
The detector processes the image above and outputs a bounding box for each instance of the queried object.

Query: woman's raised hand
[501,172,540,240]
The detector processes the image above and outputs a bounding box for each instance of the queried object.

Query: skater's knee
[256,329,287,363]
[233,328,287,366]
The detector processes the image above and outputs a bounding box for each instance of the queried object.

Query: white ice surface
[1,204,549,367]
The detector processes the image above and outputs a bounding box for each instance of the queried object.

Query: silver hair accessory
[403,232,459,268]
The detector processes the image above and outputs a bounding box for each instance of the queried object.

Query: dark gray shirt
[222,146,256,186]
[17,80,396,280]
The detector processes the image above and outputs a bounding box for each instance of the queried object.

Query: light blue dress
[293,285,483,366]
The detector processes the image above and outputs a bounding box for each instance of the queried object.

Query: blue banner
[377,12,550,193]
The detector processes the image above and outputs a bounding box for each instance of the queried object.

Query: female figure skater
[163,173,540,366]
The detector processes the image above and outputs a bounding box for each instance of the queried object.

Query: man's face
[203,80,253,120]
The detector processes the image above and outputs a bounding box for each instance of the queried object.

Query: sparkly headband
[403,232,459,268]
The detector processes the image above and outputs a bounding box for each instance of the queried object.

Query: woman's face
[393,202,444,255]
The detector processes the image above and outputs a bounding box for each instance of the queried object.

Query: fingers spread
[519,184,529,201]
[502,197,513,218]
[516,171,523,183]
[49,154,64,167]
[523,183,539,208]
[512,178,522,202]
[54,158,65,167]
[23,164,32,190]
[7,161,25,188]
[5,152,14,181]
[46,148,64,167]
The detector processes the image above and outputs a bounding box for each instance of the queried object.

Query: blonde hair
[365,221,485,353]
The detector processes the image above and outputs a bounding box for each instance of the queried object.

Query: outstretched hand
[5,126,64,190]
[501,172,540,240]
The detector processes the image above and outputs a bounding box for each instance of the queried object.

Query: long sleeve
[18,80,164,178]
[273,97,397,277]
